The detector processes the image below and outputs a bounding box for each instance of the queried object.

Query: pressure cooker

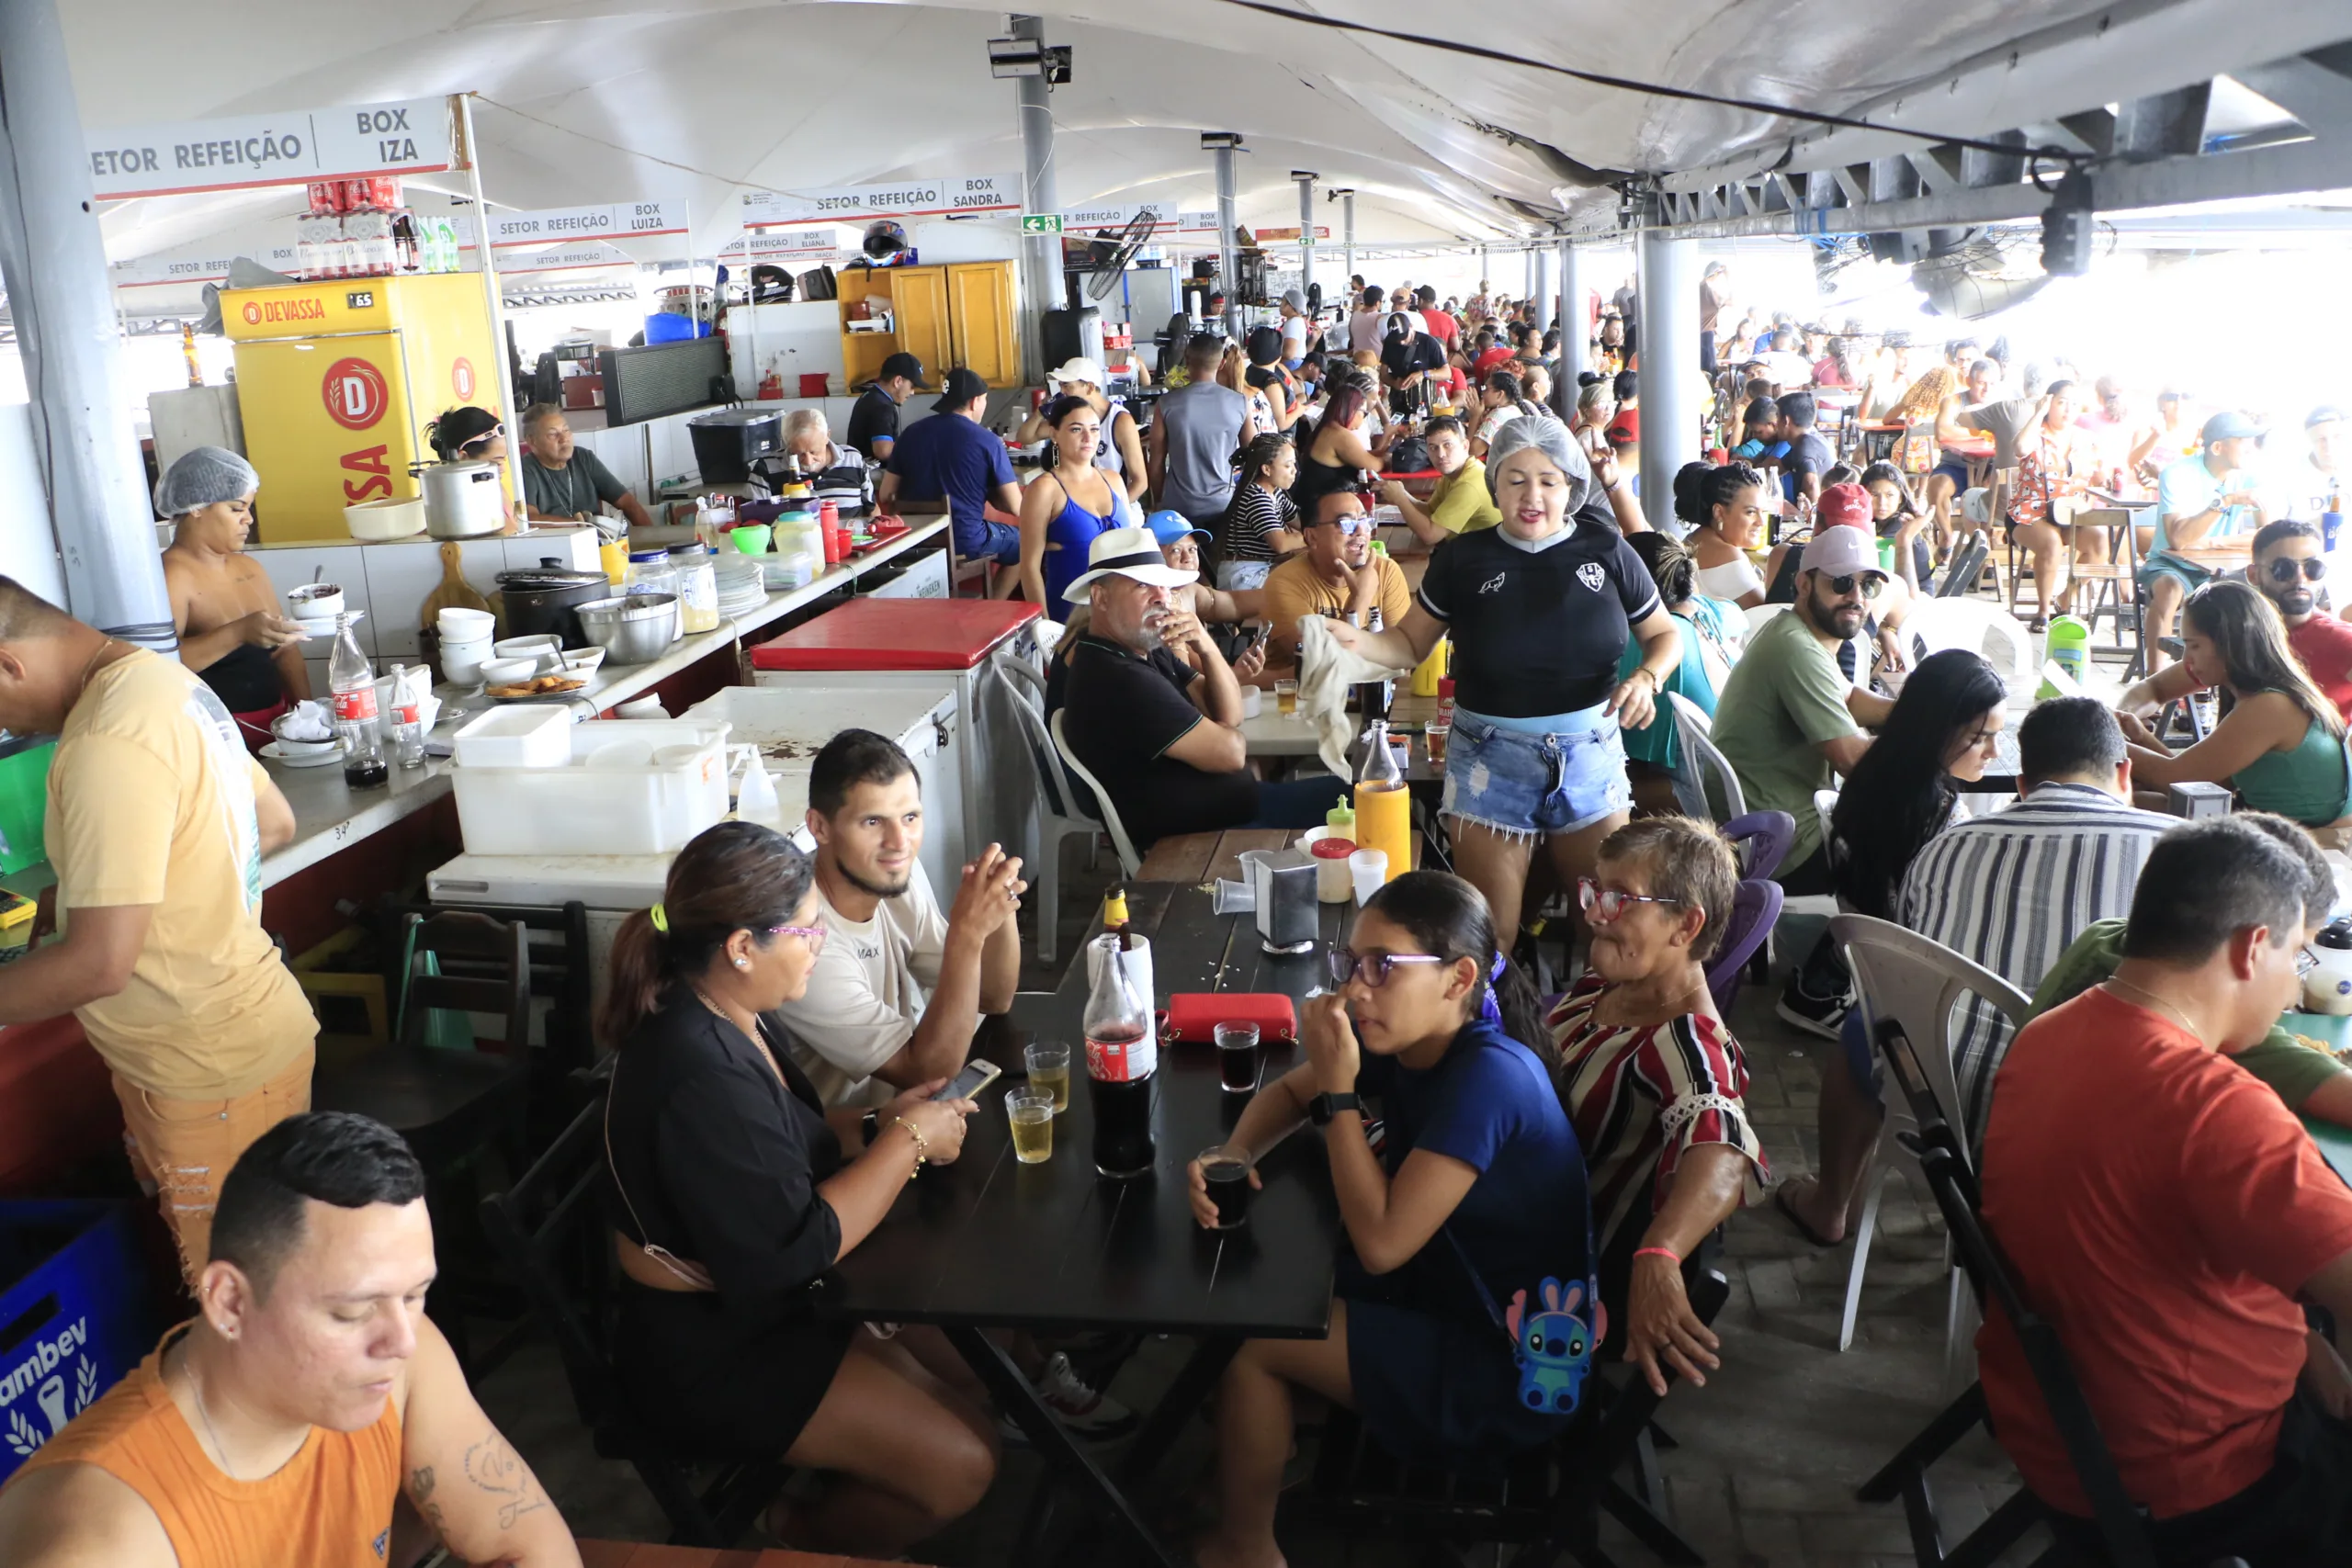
[495,559,613,649]
[417,459,507,538]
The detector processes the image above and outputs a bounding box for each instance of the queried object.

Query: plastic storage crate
[0,1201,152,1481]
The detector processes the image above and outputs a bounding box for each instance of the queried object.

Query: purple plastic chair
[1720,810,1795,882]
[1705,878,1784,1015]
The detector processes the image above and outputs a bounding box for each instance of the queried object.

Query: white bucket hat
[1061,526,1199,602]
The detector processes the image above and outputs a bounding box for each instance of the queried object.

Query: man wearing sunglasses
[2119,519,2352,723]
[1255,491,1411,684]
[1711,526,1894,902]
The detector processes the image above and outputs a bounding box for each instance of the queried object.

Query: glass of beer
[1424,722,1450,765]
[1199,1145,1253,1229]
[1275,678,1299,717]
[1006,1089,1055,1164]
[1215,1021,1261,1095]
[1024,1042,1071,1112]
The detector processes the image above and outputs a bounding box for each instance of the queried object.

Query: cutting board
[418,540,490,628]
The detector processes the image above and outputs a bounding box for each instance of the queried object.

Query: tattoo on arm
[406,1464,447,1537]
[463,1435,552,1530]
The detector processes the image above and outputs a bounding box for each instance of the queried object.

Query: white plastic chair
[1900,598,2035,696]
[989,656,1105,966]
[1826,914,2030,1387]
[1048,708,1143,884]
[1740,603,1792,639]
[1667,693,1746,824]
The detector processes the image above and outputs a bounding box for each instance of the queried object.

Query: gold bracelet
[891,1116,929,1178]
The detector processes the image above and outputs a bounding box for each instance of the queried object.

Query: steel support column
[1293,172,1316,303]
[1636,227,1702,529]
[0,0,173,647]
[1555,234,1586,415]
[1211,135,1240,338]
[1011,15,1059,384]
[1532,245,1555,334]
[1340,190,1355,293]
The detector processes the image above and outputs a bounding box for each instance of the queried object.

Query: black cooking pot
[495,558,613,649]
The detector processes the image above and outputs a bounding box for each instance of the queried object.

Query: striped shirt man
[1899,781,2176,1142]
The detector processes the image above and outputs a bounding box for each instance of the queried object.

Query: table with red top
[751,599,1045,875]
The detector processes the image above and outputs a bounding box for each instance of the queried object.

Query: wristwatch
[861,1110,881,1146]
[1308,1090,1362,1125]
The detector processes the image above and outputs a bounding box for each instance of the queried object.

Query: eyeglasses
[2267,557,2327,584]
[1328,948,1445,988]
[2298,945,2322,978]
[1826,572,1885,599]
[766,922,828,956]
[1577,877,1683,924]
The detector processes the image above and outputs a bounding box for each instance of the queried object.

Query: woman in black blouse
[599,821,993,1554]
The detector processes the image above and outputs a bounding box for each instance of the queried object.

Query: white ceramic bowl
[560,646,607,675]
[493,634,562,663]
[479,657,540,686]
[437,606,495,637]
[286,583,345,620]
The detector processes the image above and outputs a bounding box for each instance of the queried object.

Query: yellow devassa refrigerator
[223,272,502,543]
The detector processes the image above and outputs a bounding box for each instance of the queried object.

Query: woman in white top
[1471,371,1539,460]
[1689,462,1770,608]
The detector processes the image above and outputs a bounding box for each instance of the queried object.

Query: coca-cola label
[1085,1029,1157,1083]
[333,686,378,724]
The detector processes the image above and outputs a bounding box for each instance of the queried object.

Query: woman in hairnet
[157,446,308,750]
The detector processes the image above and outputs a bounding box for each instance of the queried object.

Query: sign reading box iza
[89,98,456,201]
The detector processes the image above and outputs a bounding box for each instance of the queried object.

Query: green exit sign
[1020,213,1065,234]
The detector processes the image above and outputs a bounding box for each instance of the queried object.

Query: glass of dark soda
[1199,1145,1253,1230]
[1215,1021,1261,1095]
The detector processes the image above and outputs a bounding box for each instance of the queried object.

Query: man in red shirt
[1413,286,1459,355]
[1978,814,2352,1560]
[2117,518,2352,724]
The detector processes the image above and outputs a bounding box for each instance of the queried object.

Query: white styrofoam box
[359,539,447,657]
[452,705,574,769]
[450,718,731,857]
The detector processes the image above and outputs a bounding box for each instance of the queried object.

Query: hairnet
[1483,415,1593,514]
[154,446,259,517]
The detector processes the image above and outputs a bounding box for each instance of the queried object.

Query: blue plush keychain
[1505,1278,1604,1413]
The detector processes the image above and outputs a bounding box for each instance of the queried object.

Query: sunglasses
[1328,948,1445,988]
[459,422,504,452]
[2267,557,2327,584]
[1825,572,1886,599]
[1577,877,1683,924]
[1316,515,1373,536]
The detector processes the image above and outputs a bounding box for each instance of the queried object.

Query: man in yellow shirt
[1380,415,1500,544]
[0,580,312,1278]
[1256,491,1414,680]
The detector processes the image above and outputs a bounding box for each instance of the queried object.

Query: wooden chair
[479,1077,789,1546]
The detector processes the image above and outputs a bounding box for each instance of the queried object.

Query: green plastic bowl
[729,524,774,556]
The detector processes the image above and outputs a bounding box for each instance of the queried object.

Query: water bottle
[328,615,388,789]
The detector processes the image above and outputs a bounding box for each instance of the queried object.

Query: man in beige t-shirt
[770,728,1023,1106]
[0,580,311,1276]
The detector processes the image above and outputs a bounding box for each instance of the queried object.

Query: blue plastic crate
[0,1201,152,1481]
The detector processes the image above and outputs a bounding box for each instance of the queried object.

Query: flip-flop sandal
[1774,1179,1842,1248]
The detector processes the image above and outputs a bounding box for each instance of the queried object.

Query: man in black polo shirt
[1059,529,1333,848]
[846,352,928,463]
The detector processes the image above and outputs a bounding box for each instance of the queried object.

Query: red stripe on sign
[99,163,454,202]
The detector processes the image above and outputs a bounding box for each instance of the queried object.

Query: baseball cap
[877,351,930,389]
[1047,356,1106,389]
[1061,526,1201,602]
[2308,405,2346,429]
[1144,510,1209,547]
[1817,481,1873,532]
[1282,288,1306,311]
[2200,411,2265,445]
[1798,526,1885,581]
[934,367,989,409]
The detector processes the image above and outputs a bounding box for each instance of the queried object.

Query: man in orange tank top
[0,1113,582,1568]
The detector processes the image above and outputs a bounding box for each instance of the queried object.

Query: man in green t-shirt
[519,404,655,530]
[1709,527,1893,886]
[2032,916,2352,1124]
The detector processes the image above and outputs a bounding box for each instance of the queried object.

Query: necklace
[2101,976,2200,1039]
[180,1343,241,1482]
[72,637,123,708]
[688,981,783,1085]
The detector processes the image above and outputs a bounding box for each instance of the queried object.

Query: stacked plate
[713,555,767,618]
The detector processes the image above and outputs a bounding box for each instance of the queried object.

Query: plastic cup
[1275,678,1299,717]
[1215,1022,1261,1095]
[1007,1089,1055,1163]
[1200,1145,1253,1229]
[1424,723,1450,765]
[1024,1043,1071,1113]
[1349,848,1388,906]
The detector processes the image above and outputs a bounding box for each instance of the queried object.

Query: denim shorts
[1440,708,1633,840]
[2138,550,2213,596]
[958,516,1023,565]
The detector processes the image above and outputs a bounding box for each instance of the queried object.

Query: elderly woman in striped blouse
[1545,817,1767,1397]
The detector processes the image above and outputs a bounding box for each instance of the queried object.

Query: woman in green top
[2118,580,2352,832]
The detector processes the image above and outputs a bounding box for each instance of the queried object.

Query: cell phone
[1249,621,1273,650]
[933,1058,1001,1102]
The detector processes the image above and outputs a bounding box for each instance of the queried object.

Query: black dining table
[811,837,1355,1568]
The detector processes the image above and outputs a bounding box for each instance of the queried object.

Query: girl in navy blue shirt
[1188,872,1593,1568]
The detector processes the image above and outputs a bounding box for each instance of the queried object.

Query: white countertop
[255,517,950,888]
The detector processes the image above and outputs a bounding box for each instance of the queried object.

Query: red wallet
[1163,993,1298,1045]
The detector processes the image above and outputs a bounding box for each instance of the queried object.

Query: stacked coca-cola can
[298,176,420,280]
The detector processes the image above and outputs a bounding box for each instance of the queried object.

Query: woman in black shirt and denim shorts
[1329,417,1681,942]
